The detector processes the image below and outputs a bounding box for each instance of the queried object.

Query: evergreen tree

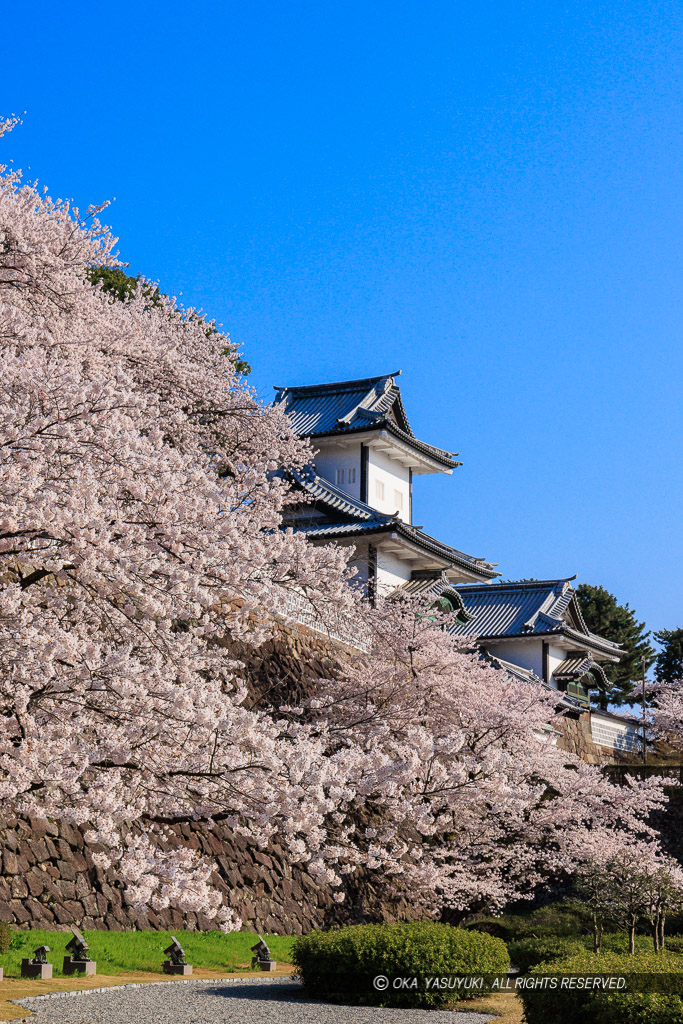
[576,584,655,708]
[87,266,252,375]
[654,628,683,684]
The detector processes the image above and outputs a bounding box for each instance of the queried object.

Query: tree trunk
[658,913,666,952]
[628,915,636,955]
[592,913,603,954]
[653,919,660,954]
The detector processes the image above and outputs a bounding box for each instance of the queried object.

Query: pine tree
[654,628,683,684]
[576,583,655,708]
[87,266,252,375]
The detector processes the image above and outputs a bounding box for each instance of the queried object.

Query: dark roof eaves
[294,519,497,578]
[453,625,621,657]
[307,422,460,468]
[395,523,498,576]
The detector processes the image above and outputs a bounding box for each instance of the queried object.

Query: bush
[508,936,585,973]
[518,949,683,1024]
[0,922,11,955]
[292,921,509,1009]
[466,903,592,943]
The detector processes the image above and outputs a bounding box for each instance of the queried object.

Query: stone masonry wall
[0,812,421,934]
[3,624,643,933]
[0,621,421,935]
[0,813,342,934]
[556,708,631,765]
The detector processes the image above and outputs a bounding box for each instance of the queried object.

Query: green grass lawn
[1,929,297,977]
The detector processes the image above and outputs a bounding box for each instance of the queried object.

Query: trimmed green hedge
[519,950,683,1024]
[466,903,593,942]
[508,932,683,971]
[508,936,585,973]
[292,921,509,1009]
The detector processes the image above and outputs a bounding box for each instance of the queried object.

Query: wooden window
[336,468,345,485]
[394,489,403,510]
[375,479,385,501]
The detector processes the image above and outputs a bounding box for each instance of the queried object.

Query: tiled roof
[553,653,609,689]
[448,578,622,659]
[482,651,600,718]
[273,372,460,469]
[283,468,498,580]
[401,570,472,622]
[485,651,540,685]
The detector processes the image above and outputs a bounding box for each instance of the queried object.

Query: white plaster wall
[485,639,545,680]
[333,538,370,592]
[315,539,409,599]
[590,712,641,753]
[376,547,412,596]
[368,447,410,521]
[313,442,362,499]
[548,645,568,684]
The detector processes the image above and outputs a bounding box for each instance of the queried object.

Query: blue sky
[4,0,682,636]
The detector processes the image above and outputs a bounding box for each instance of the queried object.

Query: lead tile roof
[448,578,622,658]
[282,468,499,579]
[273,372,460,469]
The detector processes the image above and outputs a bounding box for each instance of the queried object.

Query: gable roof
[282,467,499,581]
[273,372,460,470]
[448,578,622,660]
[401,569,472,623]
[553,653,609,689]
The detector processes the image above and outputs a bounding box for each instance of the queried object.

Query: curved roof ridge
[400,522,496,570]
[273,371,401,395]
[456,576,577,593]
[272,373,459,469]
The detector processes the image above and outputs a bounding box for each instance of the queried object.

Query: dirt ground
[458,991,524,1023]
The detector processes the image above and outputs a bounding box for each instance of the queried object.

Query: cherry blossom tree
[650,683,683,752]
[301,595,669,916]
[0,117,670,926]
[0,117,357,923]
[576,839,683,953]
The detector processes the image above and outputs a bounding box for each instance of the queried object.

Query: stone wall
[556,708,632,765]
[0,621,423,935]
[605,765,683,869]
[557,708,604,764]
[0,813,336,934]
[4,623,649,933]
[0,811,421,934]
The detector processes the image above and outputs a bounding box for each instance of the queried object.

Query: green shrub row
[509,931,683,971]
[292,921,509,1009]
[466,903,594,942]
[507,936,585,973]
[519,950,683,1024]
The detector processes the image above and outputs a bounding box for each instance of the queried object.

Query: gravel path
[15,978,495,1023]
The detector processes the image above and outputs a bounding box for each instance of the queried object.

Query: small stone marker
[21,944,53,980]
[250,935,277,971]
[163,935,192,976]
[63,926,96,976]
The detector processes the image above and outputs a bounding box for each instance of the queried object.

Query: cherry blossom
[0,120,668,924]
